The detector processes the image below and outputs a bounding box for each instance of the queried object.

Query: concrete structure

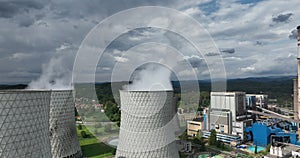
[0,90,82,158]
[246,121,300,147]
[292,150,300,157]
[256,94,268,108]
[209,92,253,141]
[201,130,241,144]
[187,117,204,137]
[176,140,192,152]
[178,112,196,127]
[270,145,285,157]
[116,90,179,158]
[294,79,298,120]
[246,94,268,108]
[49,90,82,158]
[297,26,300,121]
[292,26,300,136]
[246,95,256,110]
[209,109,232,134]
[232,119,253,140]
[270,144,300,158]
[0,90,52,158]
[210,92,246,121]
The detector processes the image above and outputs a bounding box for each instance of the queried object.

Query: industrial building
[208,92,252,142]
[187,117,204,137]
[210,92,247,122]
[176,140,192,153]
[209,109,232,134]
[116,90,179,158]
[201,130,241,144]
[245,120,300,147]
[232,119,253,140]
[0,90,82,158]
[246,95,256,110]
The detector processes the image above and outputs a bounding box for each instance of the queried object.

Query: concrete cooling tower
[0,89,82,158]
[0,90,52,158]
[49,90,82,158]
[116,90,179,158]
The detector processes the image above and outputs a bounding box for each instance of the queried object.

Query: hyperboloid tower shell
[49,90,82,158]
[116,90,179,158]
[0,90,52,158]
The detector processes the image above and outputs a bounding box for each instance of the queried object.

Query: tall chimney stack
[297,26,300,121]
[294,79,298,120]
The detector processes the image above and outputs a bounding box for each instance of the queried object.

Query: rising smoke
[125,64,173,91]
[27,57,72,90]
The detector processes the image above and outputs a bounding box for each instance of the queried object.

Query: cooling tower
[0,90,52,158]
[49,90,82,158]
[116,90,179,158]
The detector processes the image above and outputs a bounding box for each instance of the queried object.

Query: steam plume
[27,57,72,90]
[125,64,173,91]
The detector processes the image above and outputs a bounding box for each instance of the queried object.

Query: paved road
[76,121,116,126]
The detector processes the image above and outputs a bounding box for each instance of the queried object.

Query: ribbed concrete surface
[49,90,82,158]
[116,90,179,158]
[0,90,52,158]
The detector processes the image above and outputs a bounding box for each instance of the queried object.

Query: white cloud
[1,0,300,83]
[240,66,255,72]
[114,56,129,63]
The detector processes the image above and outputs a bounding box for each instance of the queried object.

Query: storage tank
[49,90,82,158]
[116,90,179,158]
[0,90,52,158]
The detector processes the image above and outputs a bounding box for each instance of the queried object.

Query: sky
[1,0,300,84]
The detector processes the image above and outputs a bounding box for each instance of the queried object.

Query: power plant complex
[182,25,300,157]
[0,89,82,158]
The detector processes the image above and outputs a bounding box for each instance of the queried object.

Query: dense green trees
[192,133,206,151]
[208,129,217,146]
[81,131,88,138]
[78,124,82,130]
[72,77,294,125]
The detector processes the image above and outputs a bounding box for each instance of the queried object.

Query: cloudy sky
[1,0,300,84]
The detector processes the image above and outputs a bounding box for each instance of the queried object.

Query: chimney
[294,78,298,120]
[297,26,300,120]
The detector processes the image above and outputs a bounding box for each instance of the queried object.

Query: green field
[77,125,116,158]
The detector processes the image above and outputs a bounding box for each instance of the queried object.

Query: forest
[74,76,294,123]
[0,76,294,123]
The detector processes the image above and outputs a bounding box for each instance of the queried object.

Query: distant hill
[0,76,294,105]
[0,84,27,90]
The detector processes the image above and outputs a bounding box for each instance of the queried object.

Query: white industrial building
[209,109,232,134]
[209,92,252,142]
[210,92,246,121]
[116,90,179,158]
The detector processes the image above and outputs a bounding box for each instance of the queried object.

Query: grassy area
[179,152,188,158]
[84,124,119,142]
[77,125,116,158]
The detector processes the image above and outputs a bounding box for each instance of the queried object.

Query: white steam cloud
[125,64,173,91]
[27,57,72,90]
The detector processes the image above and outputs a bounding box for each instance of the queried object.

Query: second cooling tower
[116,90,179,158]
[49,90,82,158]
